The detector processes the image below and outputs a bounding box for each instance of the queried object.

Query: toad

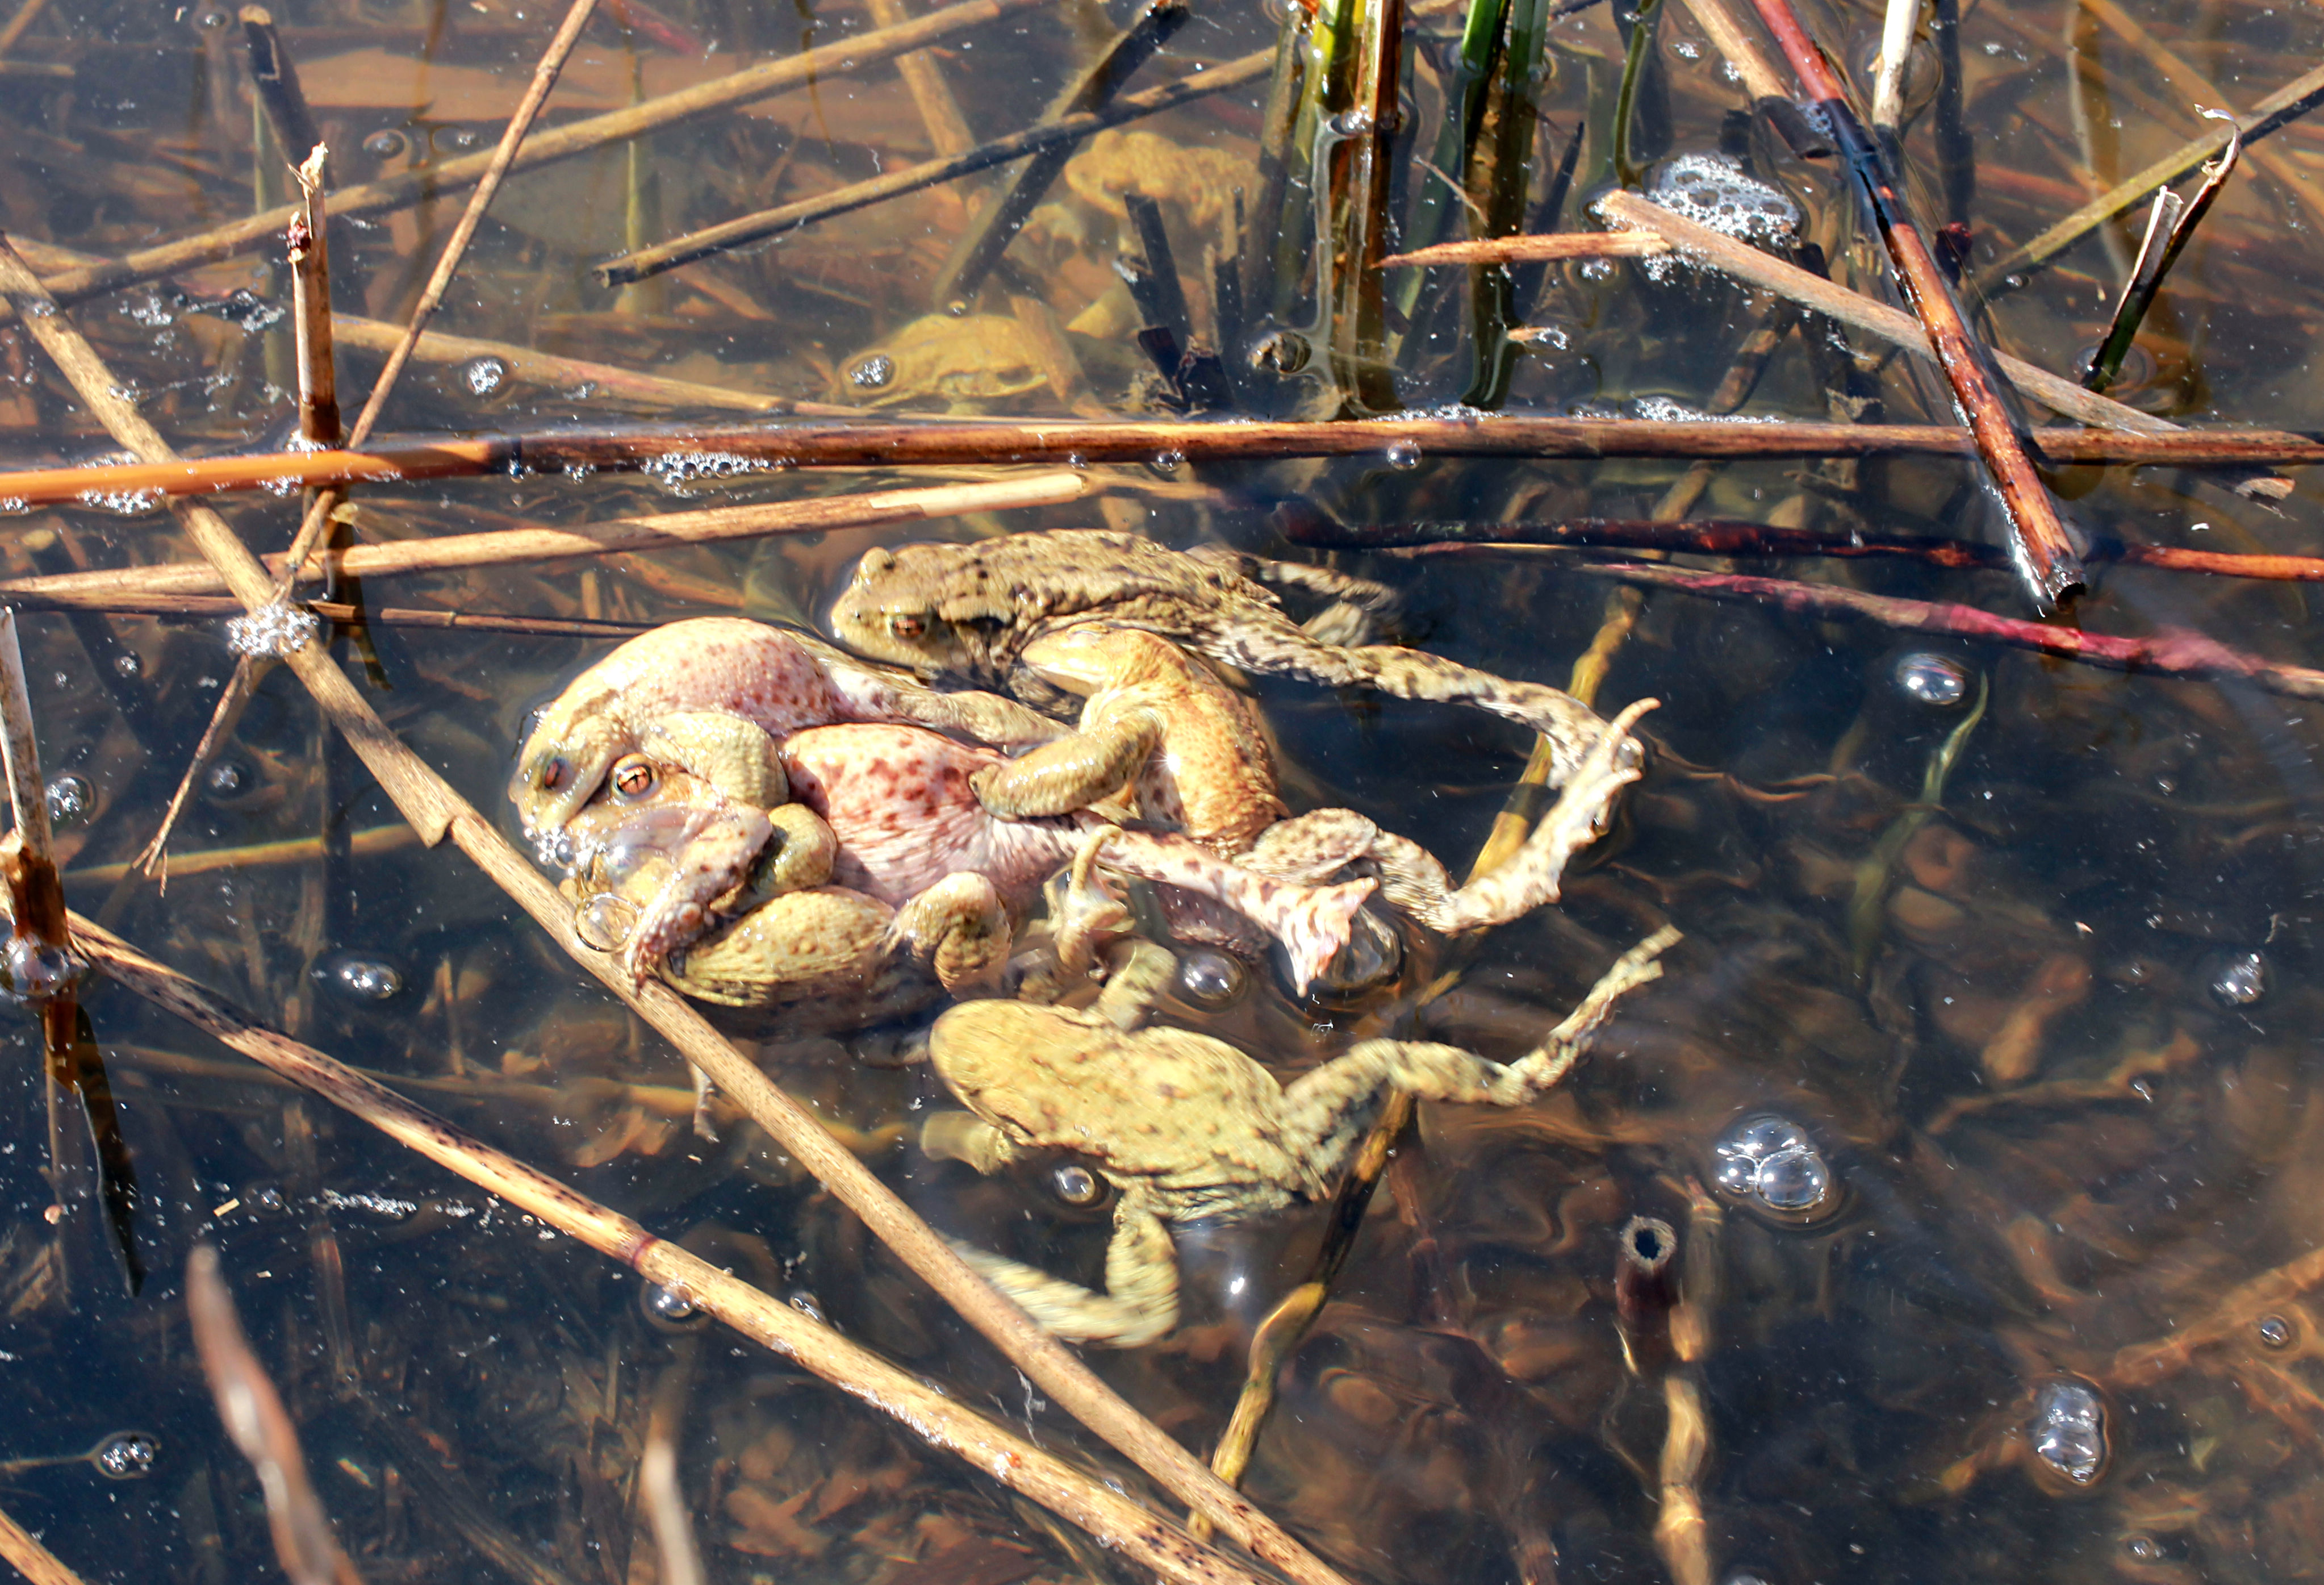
[1062,128,1253,242]
[838,314,1049,410]
[964,619,1660,935]
[920,925,1681,1345]
[509,617,1064,839]
[825,530,1628,800]
[561,754,1008,1014]
[553,723,1380,995]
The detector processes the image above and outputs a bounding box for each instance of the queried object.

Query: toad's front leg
[969,705,1163,820]
[639,710,788,810]
[622,802,776,985]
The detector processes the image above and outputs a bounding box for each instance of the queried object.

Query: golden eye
[540,757,569,792]
[611,757,656,798]
[888,612,927,640]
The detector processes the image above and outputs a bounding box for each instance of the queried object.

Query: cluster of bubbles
[1711,1113,1837,1220]
[225,602,319,658]
[462,356,509,397]
[93,1431,161,1480]
[314,952,404,1003]
[643,451,765,495]
[2029,1377,2110,1486]
[2208,949,2268,1007]
[1613,153,1801,282]
[74,487,164,516]
[44,773,93,826]
[847,352,897,391]
[1894,652,1971,708]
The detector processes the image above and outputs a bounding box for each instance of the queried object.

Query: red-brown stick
[1745,0,2085,611]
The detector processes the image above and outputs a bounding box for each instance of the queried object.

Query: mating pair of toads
[511,529,1678,1345]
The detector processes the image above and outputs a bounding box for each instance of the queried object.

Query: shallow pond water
[4,0,2324,1582]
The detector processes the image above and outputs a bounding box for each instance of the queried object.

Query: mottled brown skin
[1063,129,1253,240]
[838,314,1048,410]
[923,927,1680,1346]
[510,617,1063,837]
[778,724,1375,993]
[561,756,1008,1013]
[825,529,1619,786]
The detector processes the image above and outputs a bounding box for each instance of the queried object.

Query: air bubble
[2124,1536,2161,1563]
[1711,1113,1837,1221]
[643,451,761,495]
[641,1282,706,1330]
[432,126,480,153]
[1176,946,1247,1008]
[1894,652,1970,708]
[2209,950,2268,1007]
[1148,449,1185,477]
[2030,1378,2109,1487]
[317,953,403,1002]
[461,356,509,397]
[1327,110,1374,136]
[362,129,408,159]
[45,774,92,826]
[2257,1313,2294,1349]
[1383,440,1421,471]
[848,353,896,390]
[112,650,143,678]
[93,1432,160,1480]
[575,894,638,953]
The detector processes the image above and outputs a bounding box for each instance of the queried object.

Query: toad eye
[539,757,570,792]
[611,757,657,799]
[887,612,927,640]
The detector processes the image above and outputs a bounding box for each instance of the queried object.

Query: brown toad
[561,754,1005,1015]
[921,926,1680,1345]
[826,529,1625,792]
[830,536,1655,936]
[510,616,1064,839]
[838,314,1049,410]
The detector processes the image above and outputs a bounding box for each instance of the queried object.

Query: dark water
[3,0,2324,1580]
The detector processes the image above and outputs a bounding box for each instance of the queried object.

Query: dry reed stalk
[76,825,419,885]
[186,1246,366,1585]
[1976,58,2324,295]
[866,0,978,157]
[1670,0,1787,102]
[66,915,1278,1585]
[287,145,340,448]
[1407,546,2324,701]
[1870,0,1916,137]
[11,591,653,637]
[1382,231,1666,265]
[0,240,1351,1585]
[1746,0,2083,610]
[0,0,50,56]
[0,473,1090,603]
[7,414,2321,517]
[19,0,1047,310]
[599,48,1269,285]
[0,1500,85,1585]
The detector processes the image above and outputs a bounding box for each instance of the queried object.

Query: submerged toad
[838,314,1048,410]
[826,530,1626,794]
[510,618,1063,839]
[1062,128,1254,241]
[922,926,1681,1345]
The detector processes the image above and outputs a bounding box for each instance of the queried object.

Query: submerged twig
[1746,0,2083,611]
[186,1246,365,1585]
[20,0,1046,311]
[2085,134,2238,394]
[1402,547,2324,702]
[1975,58,2324,298]
[69,917,1277,1585]
[286,145,339,448]
[1870,0,1917,145]
[928,0,1189,306]
[0,244,1350,1585]
[237,7,323,174]
[0,1499,88,1585]
[599,49,1269,287]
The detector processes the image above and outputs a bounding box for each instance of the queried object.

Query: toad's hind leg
[640,710,788,809]
[946,1191,1179,1347]
[751,804,838,896]
[1275,926,1679,1179]
[969,706,1164,819]
[1368,699,1656,933]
